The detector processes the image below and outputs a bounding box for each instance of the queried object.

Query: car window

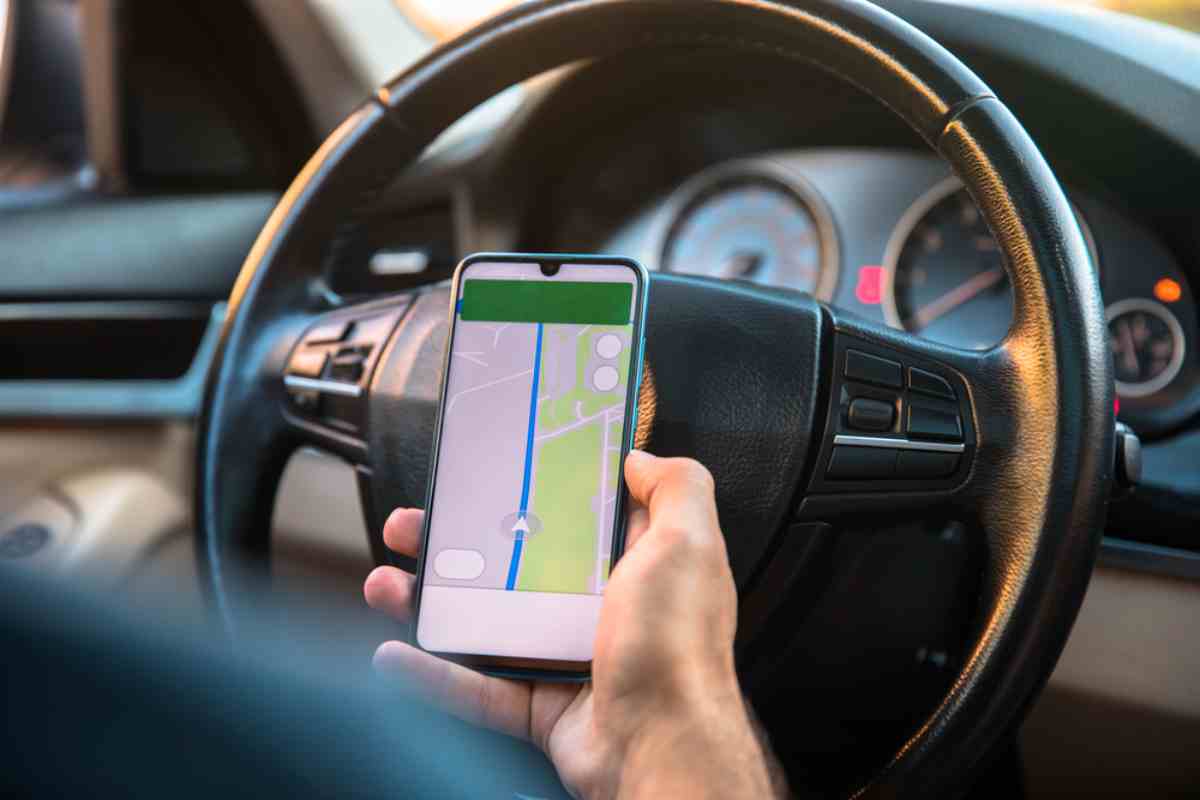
[385,0,1200,44]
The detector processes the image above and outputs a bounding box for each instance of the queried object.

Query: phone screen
[416,258,644,666]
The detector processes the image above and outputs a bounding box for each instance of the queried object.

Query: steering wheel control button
[827,445,898,479]
[329,347,369,383]
[304,319,352,345]
[287,348,328,379]
[896,450,960,479]
[847,397,895,432]
[287,387,319,412]
[0,523,51,559]
[1113,422,1142,494]
[908,367,956,400]
[845,349,902,389]
[907,403,963,442]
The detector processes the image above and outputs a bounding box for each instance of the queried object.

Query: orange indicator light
[1154,278,1182,304]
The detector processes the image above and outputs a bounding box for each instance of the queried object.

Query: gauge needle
[721,250,765,279]
[1115,318,1141,374]
[906,266,1005,331]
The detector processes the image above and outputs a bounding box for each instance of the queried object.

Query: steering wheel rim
[197,1,1113,796]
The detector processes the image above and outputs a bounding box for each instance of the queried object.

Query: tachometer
[1107,298,1186,397]
[659,162,838,298]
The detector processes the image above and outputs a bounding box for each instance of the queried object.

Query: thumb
[623,450,719,533]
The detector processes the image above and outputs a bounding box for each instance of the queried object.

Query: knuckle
[656,524,694,550]
[665,458,715,492]
[654,523,716,558]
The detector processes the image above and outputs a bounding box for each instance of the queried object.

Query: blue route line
[504,536,524,591]
[505,322,543,591]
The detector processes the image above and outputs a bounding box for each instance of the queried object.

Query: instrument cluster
[583,150,1199,437]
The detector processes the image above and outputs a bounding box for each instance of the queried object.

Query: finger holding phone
[366,451,776,798]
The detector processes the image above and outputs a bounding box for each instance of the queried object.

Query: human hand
[364,451,778,799]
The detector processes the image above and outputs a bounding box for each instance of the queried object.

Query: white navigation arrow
[511,517,530,535]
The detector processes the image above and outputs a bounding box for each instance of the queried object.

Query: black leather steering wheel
[196,1,1114,796]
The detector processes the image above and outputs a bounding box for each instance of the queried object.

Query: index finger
[383,507,424,559]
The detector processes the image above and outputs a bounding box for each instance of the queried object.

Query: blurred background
[4,0,1196,198]
[393,0,1200,40]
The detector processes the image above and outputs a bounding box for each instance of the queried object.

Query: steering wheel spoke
[799,309,987,522]
[281,295,414,464]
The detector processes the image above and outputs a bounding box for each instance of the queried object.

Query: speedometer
[883,177,1097,350]
[659,162,838,299]
[882,179,1012,350]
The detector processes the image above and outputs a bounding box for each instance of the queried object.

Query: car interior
[3,0,1200,797]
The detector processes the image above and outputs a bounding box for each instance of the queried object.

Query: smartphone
[411,253,649,679]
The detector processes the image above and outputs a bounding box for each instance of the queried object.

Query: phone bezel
[410,252,650,681]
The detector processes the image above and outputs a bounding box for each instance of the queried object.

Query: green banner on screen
[460,279,632,325]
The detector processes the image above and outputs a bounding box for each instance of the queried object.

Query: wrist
[616,687,777,800]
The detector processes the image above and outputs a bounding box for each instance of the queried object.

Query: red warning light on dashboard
[1154,278,1182,304]
[856,266,884,305]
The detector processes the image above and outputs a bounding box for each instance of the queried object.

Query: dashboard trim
[1100,536,1200,582]
[0,303,225,420]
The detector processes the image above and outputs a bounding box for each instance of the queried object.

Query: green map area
[517,324,631,594]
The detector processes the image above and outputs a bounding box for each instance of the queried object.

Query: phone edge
[409,252,650,682]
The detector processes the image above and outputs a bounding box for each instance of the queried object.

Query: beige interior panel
[1045,565,1200,717]
[269,448,393,664]
[271,447,375,596]
[0,422,194,515]
[0,424,373,599]
[2,466,186,586]
[55,467,187,580]
[0,422,194,585]
[1024,685,1200,798]
[0,422,201,619]
[1023,565,1200,796]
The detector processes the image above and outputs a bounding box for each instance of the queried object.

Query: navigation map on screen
[421,264,637,620]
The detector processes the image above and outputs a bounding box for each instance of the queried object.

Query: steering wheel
[196,0,1113,795]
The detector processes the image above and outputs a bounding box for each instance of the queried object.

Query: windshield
[393,0,1200,42]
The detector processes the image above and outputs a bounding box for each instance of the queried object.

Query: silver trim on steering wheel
[833,434,965,453]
